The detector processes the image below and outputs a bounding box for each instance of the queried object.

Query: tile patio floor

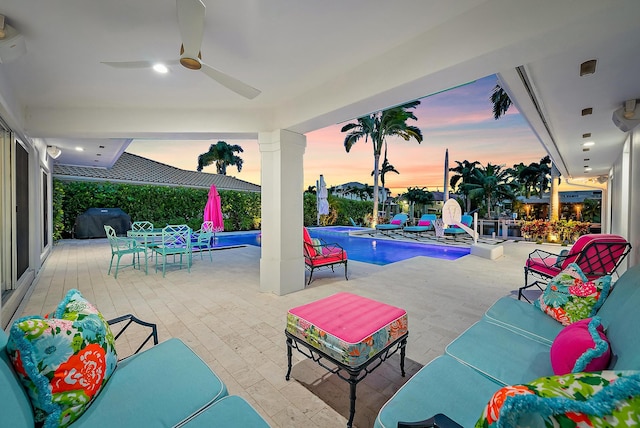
[15,236,557,427]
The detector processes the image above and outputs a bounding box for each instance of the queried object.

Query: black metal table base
[285,331,408,428]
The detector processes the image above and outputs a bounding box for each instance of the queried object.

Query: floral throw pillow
[475,370,640,428]
[533,263,611,326]
[7,289,117,428]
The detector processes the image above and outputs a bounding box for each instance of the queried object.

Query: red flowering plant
[520,219,550,243]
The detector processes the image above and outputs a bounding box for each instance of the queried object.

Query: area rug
[290,354,423,428]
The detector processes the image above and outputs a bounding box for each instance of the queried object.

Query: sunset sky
[127,74,547,197]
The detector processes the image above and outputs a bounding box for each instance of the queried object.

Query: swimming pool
[212,227,470,265]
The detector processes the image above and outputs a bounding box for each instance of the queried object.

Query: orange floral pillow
[7,289,117,428]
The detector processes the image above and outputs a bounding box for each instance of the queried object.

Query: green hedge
[303,192,373,226]
[54,180,261,238]
[53,180,373,239]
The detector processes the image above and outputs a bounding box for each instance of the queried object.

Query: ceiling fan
[101,0,261,99]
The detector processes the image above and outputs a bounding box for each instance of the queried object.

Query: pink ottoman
[285,292,408,428]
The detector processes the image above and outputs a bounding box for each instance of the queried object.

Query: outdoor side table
[285,292,408,428]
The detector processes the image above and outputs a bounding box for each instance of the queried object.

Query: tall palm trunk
[372,153,381,225]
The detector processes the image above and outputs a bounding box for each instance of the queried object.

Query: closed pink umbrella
[204,184,224,232]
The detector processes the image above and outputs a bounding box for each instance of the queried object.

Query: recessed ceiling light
[584,158,590,161]
[75,147,84,151]
[97,153,102,156]
[582,133,591,138]
[584,167,593,172]
[580,59,597,76]
[153,63,169,74]
[582,141,595,147]
[99,145,105,149]
[581,108,593,116]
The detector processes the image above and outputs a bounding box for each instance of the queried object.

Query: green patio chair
[191,221,214,262]
[104,225,148,279]
[152,224,192,277]
[131,220,156,250]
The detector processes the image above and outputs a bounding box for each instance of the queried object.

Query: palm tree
[372,155,400,211]
[519,156,552,197]
[341,101,423,225]
[505,162,533,200]
[197,141,244,175]
[490,84,512,120]
[462,163,517,217]
[449,160,480,212]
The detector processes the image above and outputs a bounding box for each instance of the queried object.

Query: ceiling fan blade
[176,0,205,59]
[101,60,178,69]
[200,63,261,99]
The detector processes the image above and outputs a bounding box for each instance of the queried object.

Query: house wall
[628,129,640,268]
[0,115,51,329]
[608,131,638,272]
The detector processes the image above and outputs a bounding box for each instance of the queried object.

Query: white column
[258,129,307,295]
[549,164,560,221]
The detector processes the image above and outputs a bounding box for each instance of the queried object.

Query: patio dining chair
[191,221,214,262]
[104,225,148,279]
[152,224,192,277]
[519,233,631,302]
[131,220,156,250]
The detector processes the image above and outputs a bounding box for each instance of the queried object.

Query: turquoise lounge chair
[376,213,409,236]
[403,214,437,237]
[444,214,473,239]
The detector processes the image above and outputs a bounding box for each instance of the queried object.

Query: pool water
[213,227,469,265]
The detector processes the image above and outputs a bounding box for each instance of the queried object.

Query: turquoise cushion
[445,321,552,386]
[483,297,562,345]
[181,395,270,427]
[374,355,501,428]
[72,338,228,428]
[0,329,35,428]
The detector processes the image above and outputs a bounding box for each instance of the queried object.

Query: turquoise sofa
[375,262,640,427]
[1,332,269,428]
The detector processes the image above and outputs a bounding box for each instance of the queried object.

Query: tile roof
[53,152,261,192]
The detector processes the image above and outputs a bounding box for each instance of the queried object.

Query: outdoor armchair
[152,224,192,277]
[191,221,214,261]
[105,225,148,279]
[131,220,156,250]
[519,233,631,302]
[303,227,348,285]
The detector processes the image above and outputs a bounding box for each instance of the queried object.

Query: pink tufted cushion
[390,219,401,225]
[417,220,431,226]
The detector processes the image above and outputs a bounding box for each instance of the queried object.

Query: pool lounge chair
[403,214,437,238]
[443,214,473,239]
[376,213,409,236]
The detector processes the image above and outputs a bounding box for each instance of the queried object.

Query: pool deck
[14,236,557,427]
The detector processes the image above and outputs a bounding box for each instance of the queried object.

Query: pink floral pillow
[390,219,401,225]
[418,220,431,226]
[533,263,611,326]
[7,289,117,427]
